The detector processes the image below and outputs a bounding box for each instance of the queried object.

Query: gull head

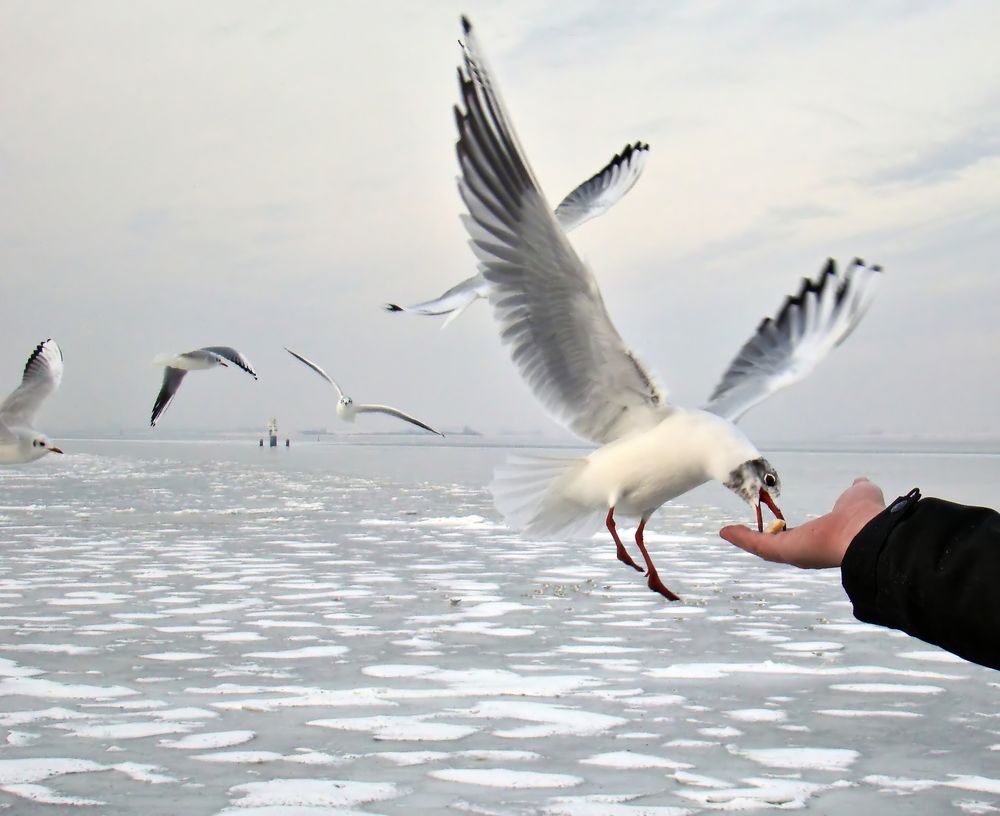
[724,457,783,531]
[336,395,355,421]
[26,433,63,459]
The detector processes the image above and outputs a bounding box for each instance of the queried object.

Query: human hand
[720,478,887,569]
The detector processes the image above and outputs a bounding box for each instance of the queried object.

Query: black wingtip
[384,303,403,313]
[460,15,472,34]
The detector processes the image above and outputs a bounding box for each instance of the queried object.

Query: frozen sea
[0,436,997,815]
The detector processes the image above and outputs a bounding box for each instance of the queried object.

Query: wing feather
[454,18,668,445]
[705,258,882,422]
[200,346,258,379]
[355,404,444,436]
[554,142,649,232]
[284,348,344,398]
[383,274,488,319]
[150,367,187,427]
[0,339,63,427]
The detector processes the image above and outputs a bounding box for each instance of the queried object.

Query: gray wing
[355,404,444,436]
[284,348,345,398]
[150,367,187,427]
[384,273,488,325]
[704,258,883,422]
[553,142,649,232]
[199,347,258,379]
[0,339,64,427]
[454,18,669,445]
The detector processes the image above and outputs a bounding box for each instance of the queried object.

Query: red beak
[48,446,64,454]
[755,487,784,532]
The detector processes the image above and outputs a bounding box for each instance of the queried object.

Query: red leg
[634,516,680,601]
[607,507,642,572]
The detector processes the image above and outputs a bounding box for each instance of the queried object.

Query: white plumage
[454,18,881,599]
[0,339,64,465]
[150,346,257,427]
[285,348,444,436]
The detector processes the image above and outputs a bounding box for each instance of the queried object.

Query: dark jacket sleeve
[841,489,1000,671]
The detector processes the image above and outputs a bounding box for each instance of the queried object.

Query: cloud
[1,2,999,441]
[871,121,1000,187]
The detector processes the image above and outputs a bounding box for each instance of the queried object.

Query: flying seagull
[453,17,881,600]
[284,347,444,436]
[385,142,649,327]
[150,347,257,427]
[0,339,64,464]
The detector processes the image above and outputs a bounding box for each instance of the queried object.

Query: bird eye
[764,473,777,488]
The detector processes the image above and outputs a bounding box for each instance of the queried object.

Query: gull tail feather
[152,353,177,367]
[490,454,603,540]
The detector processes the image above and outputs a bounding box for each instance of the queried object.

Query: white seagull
[0,339,64,464]
[150,347,257,427]
[453,18,882,600]
[285,348,444,436]
[385,142,649,327]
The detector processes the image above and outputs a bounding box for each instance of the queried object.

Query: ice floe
[429,767,583,788]
[0,443,996,814]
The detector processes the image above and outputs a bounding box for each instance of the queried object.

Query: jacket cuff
[841,488,921,623]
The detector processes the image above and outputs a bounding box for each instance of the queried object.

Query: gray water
[0,438,997,814]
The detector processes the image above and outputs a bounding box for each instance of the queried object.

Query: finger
[719,525,788,564]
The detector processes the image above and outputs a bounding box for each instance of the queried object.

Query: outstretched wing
[0,339,64,427]
[355,404,444,436]
[705,258,882,422]
[554,142,649,232]
[284,348,345,398]
[454,18,669,445]
[385,144,647,327]
[200,346,258,379]
[384,273,488,323]
[150,367,187,427]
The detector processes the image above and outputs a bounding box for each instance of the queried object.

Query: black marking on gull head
[724,457,781,504]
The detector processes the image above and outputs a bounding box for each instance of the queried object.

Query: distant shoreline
[43,432,1000,457]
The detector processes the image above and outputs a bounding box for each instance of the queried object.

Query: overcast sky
[2,1,999,442]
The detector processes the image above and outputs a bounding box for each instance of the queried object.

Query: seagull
[284,348,444,436]
[385,142,649,327]
[0,339,64,464]
[453,17,882,600]
[150,347,257,427]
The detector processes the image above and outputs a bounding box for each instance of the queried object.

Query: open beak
[755,487,784,532]
[47,446,64,454]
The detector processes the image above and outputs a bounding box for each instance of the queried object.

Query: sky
[2,0,999,442]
